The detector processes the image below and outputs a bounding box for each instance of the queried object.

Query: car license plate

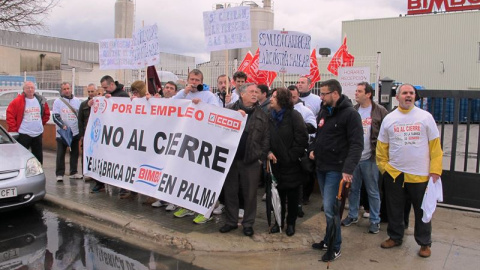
[0,187,17,199]
[0,248,19,262]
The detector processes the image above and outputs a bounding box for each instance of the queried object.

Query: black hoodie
[109,81,129,97]
[309,94,363,175]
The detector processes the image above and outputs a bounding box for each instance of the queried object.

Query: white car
[0,125,46,211]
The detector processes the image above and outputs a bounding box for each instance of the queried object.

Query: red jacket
[6,93,51,132]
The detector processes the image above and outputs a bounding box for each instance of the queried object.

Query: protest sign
[258,30,311,74]
[99,39,134,70]
[338,66,370,100]
[203,6,251,51]
[132,24,160,68]
[83,97,245,217]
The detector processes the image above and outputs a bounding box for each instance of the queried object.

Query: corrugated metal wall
[343,11,480,90]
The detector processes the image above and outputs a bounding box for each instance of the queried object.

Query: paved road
[39,150,480,270]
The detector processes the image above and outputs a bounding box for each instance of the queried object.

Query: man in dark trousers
[309,79,363,262]
[6,81,50,164]
[219,83,270,237]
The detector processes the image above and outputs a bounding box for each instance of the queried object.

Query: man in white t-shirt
[376,84,443,258]
[52,82,82,182]
[296,76,321,116]
[342,82,388,234]
[6,81,50,164]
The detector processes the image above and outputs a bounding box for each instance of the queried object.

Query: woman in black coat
[267,87,309,236]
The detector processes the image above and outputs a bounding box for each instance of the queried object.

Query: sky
[37,0,407,63]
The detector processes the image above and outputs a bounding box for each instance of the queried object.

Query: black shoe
[243,227,254,236]
[321,249,341,262]
[297,205,305,218]
[286,225,295,236]
[312,240,328,250]
[270,224,280,234]
[219,224,238,233]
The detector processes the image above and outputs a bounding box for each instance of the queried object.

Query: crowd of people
[5,69,443,263]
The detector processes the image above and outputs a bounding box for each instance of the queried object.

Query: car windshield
[0,127,13,144]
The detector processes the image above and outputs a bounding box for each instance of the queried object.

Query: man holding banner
[173,69,218,106]
[220,83,270,237]
[172,69,219,223]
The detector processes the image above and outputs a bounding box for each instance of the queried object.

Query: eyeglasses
[320,91,333,97]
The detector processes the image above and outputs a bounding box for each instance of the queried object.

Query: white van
[0,89,60,107]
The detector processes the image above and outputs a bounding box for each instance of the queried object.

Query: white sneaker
[238,209,244,219]
[363,211,370,218]
[213,203,225,215]
[69,173,83,179]
[262,193,266,201]
[151,200,163,208]
[56,175,63,182]
[165,204,177,211]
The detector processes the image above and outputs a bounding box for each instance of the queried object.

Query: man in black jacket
[100,75,129,97]
[78,83,104,192]
[309,79,363,262]
[219,83,270,237]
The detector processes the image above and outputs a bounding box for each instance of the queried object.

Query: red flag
[238,51,253,72]
[306,49,320,89]
[327,37,355,76]
[238,49,277,87]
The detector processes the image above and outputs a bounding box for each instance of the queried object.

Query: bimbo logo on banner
[407,0,480,15]
[136,165,163,187]
[208,113,242,131]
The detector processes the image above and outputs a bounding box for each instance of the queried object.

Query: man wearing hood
[309,79,363,262]
[53,82,82,182]
[100,75,129,97]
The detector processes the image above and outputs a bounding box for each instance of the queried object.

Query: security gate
[418,90,480,210]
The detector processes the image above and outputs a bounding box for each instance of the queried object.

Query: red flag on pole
[306,49,320,89]
[238,51,253,72]
[238,49,277,87]
[327,37,355,76]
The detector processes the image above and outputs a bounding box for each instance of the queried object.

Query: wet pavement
[34,150,480,269]
[0,206,204,270]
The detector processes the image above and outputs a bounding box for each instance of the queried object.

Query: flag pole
[375,51,381,104]
[225,49,230,95]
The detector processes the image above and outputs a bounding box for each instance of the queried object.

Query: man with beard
[215,74,238,107]
[309,79,363,262]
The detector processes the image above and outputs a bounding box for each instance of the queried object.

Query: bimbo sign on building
[407,0,480,14]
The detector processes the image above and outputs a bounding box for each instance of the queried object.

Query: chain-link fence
[12,55,378,97]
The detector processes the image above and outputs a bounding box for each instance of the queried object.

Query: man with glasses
[309,79,363,262]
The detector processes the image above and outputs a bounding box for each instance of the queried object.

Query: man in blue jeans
[341,82,388,233]
[309,79,363,262]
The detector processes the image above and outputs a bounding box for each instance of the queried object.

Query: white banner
[338,66,371,100]
[203,6,251,51]
[258,30,311,74]
[132,24,160,68]
[99,39,134,70]
[83,97,246,216]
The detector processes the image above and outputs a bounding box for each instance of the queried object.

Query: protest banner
[203,6,251,51]
[338,66,370,100]
[132,24,160,68]
[99,39,134,70]
[258,30,311,74]
[83,97,246,217]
